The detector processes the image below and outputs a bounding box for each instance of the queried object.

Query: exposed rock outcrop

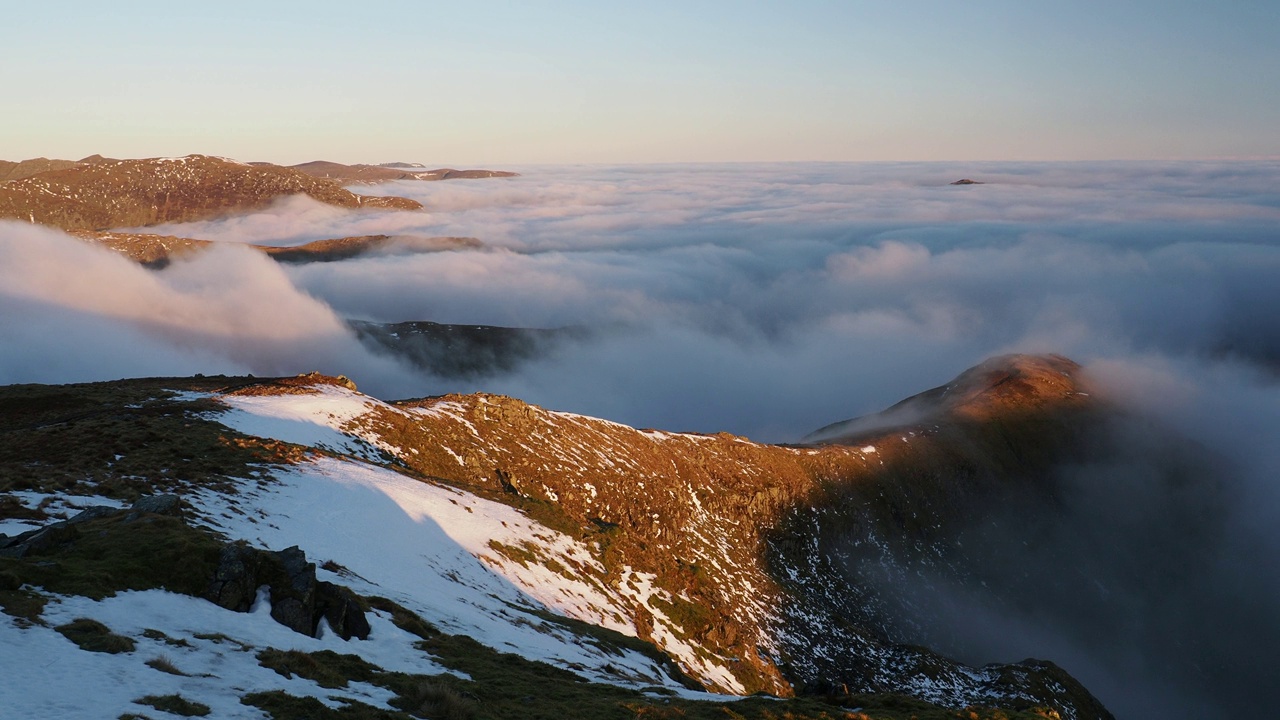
[288,160,519,184]
[207,543,370,641]
[70,230,481,268]
[0,495,180,559]
[0,154,422,231]
[0,493,370,641]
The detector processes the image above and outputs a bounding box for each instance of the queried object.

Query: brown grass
[56,618,135,653]
[146,655,189,676]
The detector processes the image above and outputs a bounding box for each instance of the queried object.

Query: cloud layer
[0,223,423,395]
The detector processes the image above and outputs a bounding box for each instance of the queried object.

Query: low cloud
[848,357,1280,719]
[0,222,426,396]
[139,193,439,247]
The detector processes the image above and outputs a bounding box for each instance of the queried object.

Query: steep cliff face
[0,155,421,231]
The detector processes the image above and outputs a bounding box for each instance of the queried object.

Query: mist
[3,161,1280,717]
[0,223,426,396]
[841,357,1280,719]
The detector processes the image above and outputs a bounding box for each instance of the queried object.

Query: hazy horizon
[6,3,1278,164]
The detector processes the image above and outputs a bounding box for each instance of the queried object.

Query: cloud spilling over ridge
[844,356,1280,720]
[139,193,437,247]
[0,222,425,396]
[260,162,1280,441]
[15,160,1280,439]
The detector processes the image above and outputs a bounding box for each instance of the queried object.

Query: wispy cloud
[0,222,426,395]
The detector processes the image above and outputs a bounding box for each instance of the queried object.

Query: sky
[4,1,1279,164]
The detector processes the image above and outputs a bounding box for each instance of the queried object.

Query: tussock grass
[0,377,295,500]
[0,586,46,626]
[134,694,211,717]
[242,691,405,719]
[146,655,189,676]
[257,648,379,689]
[0,512,223,601]
[56,617,135,653]
[403,680,476,720]
[142,628,192,647]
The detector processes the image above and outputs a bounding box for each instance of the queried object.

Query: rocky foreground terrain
[0,354,1126,719]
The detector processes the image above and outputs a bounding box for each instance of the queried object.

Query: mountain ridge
[0,354,1116,718]
[0,154,422,231]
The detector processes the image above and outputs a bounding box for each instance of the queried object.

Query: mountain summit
[0,154,422,231]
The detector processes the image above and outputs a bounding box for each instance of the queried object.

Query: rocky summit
[287,160,519,184]
[0,154,422,231]
[0,355,1122,719]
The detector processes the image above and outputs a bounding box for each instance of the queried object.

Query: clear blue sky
[4,1,1277,164]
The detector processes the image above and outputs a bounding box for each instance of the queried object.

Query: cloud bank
[3,160,1280,718]
[0,223,423,396]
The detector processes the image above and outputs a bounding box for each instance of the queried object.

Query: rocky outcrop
[0,495,181,559]
[289,160,519,184]
[0,493,370,641]
[206,543,370,641]
[70,230,481,268]
[349,319,584,379]
[0,154,422,231]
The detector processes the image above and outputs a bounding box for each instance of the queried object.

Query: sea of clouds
[3,161,1280,718]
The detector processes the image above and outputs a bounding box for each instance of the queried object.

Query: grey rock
[316,581,372,640]
[268,546,318,635]
[9,522,80,557]
[130,495,183,517]
[204,542,369,641]
[206,544,263,612]
[65,505,119,524]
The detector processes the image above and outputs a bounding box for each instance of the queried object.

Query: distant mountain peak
[0,154,422,231]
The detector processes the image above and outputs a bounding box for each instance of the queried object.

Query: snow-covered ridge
[195,375,1053,702]
[1,359,1111,718]
[210,384,753,691]
[188,456,690,691]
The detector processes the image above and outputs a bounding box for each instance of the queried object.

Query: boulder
[267,546,318,636]
[129,494,183,517]
[316,582,372,640]
[204,542,369,641]
[65,505,120,525]
[207,544,264,612]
